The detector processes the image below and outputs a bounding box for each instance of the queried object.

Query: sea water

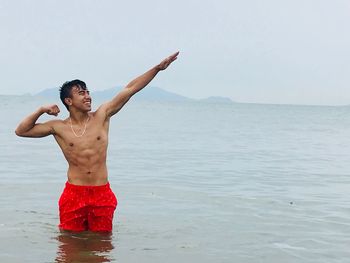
[0,95,350,263]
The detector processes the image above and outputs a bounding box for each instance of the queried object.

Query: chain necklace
[69,116,90,137]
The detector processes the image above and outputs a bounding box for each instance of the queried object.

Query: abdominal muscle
[56,134,110,186]
[65,149,109,186]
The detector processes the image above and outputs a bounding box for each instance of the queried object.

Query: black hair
[59,79,87,111]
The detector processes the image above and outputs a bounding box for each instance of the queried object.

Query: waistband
[65,181,111,191]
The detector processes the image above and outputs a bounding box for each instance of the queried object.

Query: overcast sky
[1,0,349,105]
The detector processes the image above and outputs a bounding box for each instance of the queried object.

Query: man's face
[70,85,92,112]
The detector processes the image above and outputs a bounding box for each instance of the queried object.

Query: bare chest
[54,120,109,154]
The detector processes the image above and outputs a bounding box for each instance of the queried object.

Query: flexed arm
[100,52,179,118]
[15,104,60,137]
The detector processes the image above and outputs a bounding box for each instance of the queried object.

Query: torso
[52,111,110,186]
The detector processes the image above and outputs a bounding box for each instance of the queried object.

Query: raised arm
[100,51,179,118]
[15,104,60,137]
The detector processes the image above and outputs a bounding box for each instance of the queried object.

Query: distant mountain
[35,87,58,98]
[34,86,234,103]
[35,86,191,102]
[92,86,191,102]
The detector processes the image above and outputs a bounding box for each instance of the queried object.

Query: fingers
[164,51,179,62]
[48,110,59,116]
[168,51,179,61]
[170,51,179,58]
[157,51,179,70]
[53,106,60,116]
[47,104,60,116]
[164,51,179,65]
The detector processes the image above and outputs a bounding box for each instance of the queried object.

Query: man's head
[59,80,91,112]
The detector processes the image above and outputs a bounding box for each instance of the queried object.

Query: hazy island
[34,86,235,103]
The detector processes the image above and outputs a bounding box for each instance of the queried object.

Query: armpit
[50,126,56,135]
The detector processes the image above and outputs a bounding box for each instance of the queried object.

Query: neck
[69,110,89,124]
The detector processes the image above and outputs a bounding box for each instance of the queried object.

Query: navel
[69,143,74,147]
[97,136,101,140]
[87,171,91,174]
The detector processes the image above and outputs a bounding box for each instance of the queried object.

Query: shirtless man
[15,52,179,232]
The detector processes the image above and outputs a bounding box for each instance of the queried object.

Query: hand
[42,104,60,116]
[156,51,179,71]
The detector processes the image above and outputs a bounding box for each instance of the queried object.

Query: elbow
[121,87,134,101]
[15,128,25,137]
[15,128,21,137]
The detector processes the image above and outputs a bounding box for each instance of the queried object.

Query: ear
[65,97,72,106]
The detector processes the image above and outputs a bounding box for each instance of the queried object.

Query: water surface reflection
[55,231,114,262]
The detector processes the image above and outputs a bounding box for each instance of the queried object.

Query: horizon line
[0,93,348,107]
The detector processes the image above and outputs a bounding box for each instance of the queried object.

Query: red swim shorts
[58,181,117,232]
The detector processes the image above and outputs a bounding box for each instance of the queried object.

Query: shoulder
[47,118,67,126]
[46,118,67,135]
[92,104,111,121]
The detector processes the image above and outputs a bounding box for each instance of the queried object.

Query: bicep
[18,122,55,138]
